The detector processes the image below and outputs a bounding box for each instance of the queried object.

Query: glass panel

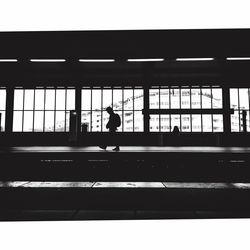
[192,115,201,132]
[230,88,238,109]
[24,90,34,110]
[45,89,55,110]
[113,89,122,110]
[92,89,102,111]
[81,89,91,110]
[202,114,212,132]
[213,114,223,132]
[14,89,23,110]
[55,111,65,131]
[116,111,123,132]
[212,88,222,108]
[134,111,143,132]
[150,89,159,109]
[34,111,44,132]
[191,89,201,109]
[239,88,249,110]
[23,111,33,132]
[103,89,112,110]
[124,89,133,110]
[81,111,91,132]
[124,111,133,132]
[13,111,23,132]
[201,88,212,108]
[160,89,169,109]
[0,112,5,132]
[170,89,180,109]
[150,115,159,132]
[181,89,190,109]
[160,114,170,132]
[102,111,109,132]
[92,111,101,131]
[56,89,66,110]
[247,111,250,132]
[0,89,6,110]
[66,89,75,110]
[231,111,240,132]
[35,89,45,110]
[134,89,143,110]
[170,115,180,131]
[181,115,191,132]
[44,111,54,132]
[66,111,70,132]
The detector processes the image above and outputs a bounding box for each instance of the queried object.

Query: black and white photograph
[1,0,250,249]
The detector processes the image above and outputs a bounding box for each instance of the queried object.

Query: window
[13,87,75,132]
[0,88,6,132]
[149,86,223,132]
[81,87,144,132]
[230,88,250,132]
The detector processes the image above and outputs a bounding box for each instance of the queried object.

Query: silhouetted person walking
[100,107,121,151]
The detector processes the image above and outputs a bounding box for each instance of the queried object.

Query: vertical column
[222,86,231,134]
[5,86,14,134]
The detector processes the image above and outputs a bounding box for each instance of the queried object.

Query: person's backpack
[114,113,121,127]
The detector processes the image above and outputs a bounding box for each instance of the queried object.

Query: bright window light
[79,59,115,62]
[30,59,66,62]
[176,58,214,61]
[0,59,18,62]
[226,57,250,61]
[127,58,164,62]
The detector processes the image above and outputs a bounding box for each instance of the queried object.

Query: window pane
[192,115,201,132]
[0,89,6,110]
[134,111,143,132]
[103,89,112,110]
[160,89,169,109]
[92,111,101,131]
[13,111,23,132]
[82,111,91,132]
[102,111,109,132]
[124,89,133,110]
[35,89,45,110]
[82,89,91,110]
[55,111,65,131]
[150,115,159,132]
[45,111,54,132]
[181,115,191,132]
[66,89,75,110]
[239,88,249,110]
[230,88,238,109]
[134,89,143,110]
[212,88,222,108]
[116,111,122,132]
[201,88,212,108]
[171,115,180,131]
[213,114,223,132]
[66,111,70,132]
[124,111,133,131]
[150,89,159,109]
[56,89,66,110]
[202,115,212,132]
[113,89,122,110]
[170,89,180,109]
[23,111,33,132]
[45,89,55,110]
[181,89,190,109]
[231,111,240,132]
[191,89,201,109]
[160,114,170,132]
[34,111,44,132]
[92,89,102,111]
[0,111,5,132]
[14,89,23,110]
[24,90,34,110]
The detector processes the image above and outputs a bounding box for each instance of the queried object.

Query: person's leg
[112,131,120,151]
